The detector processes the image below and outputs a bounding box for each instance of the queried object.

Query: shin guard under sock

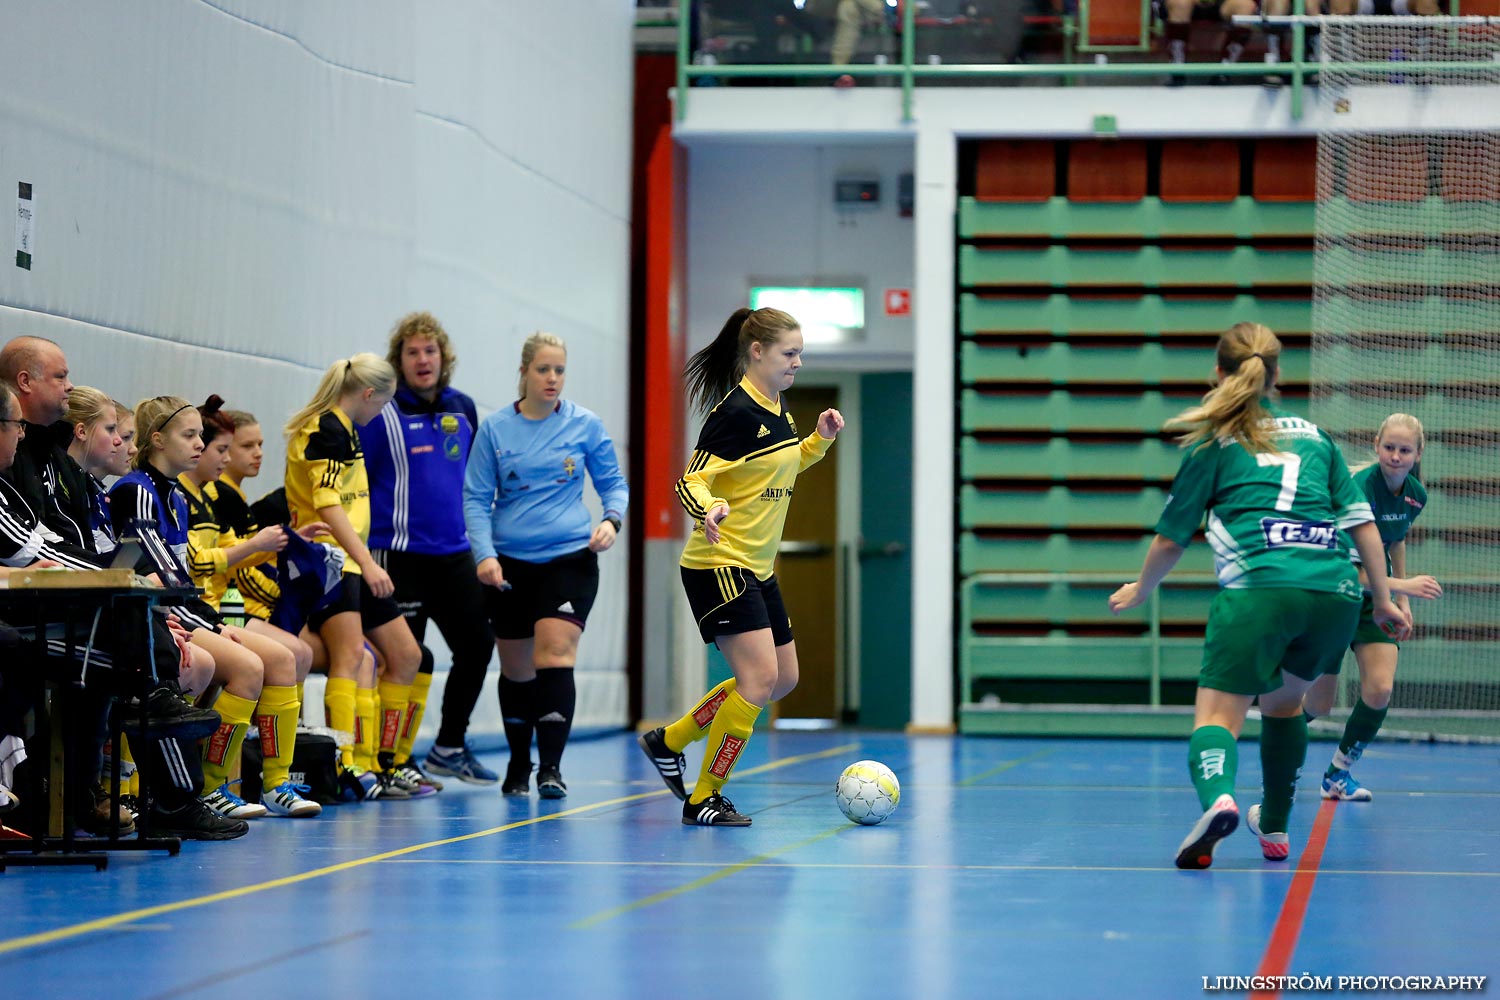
[1187,725,1238,811]
[1260,714,1309,833]
[664,677,737,753]
[687,691,762,805]
[534,669,576,770]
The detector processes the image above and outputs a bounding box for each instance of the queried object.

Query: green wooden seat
[1317,293,1500,334]
[960,533,1218,575]
[1318,197,1497,239]
[963,637,1208,685]
[961,293,1312,336]
[961,341,1310,386]
[958,196,1316,240]
[961,437,1184,481]
[961,485,1170,529]
[1412,488,1500,531]
[964,389,1215,433]
[960,245,1316,289]
[1316,391,1500,433]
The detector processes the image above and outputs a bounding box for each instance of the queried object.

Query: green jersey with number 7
[1154,404,1373,597]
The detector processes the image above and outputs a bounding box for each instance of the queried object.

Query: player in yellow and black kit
[638,307,844,826]
[180,396,324,817]
[285,354,425,801]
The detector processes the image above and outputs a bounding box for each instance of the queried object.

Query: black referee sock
[497,676,538,766]
[534,668,576,771]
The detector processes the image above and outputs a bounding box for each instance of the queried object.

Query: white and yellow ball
[835,760,900,825]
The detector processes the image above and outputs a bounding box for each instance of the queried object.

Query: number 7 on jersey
[1256,452,1302,512]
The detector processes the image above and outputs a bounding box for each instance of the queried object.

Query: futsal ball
[835,760,900,825]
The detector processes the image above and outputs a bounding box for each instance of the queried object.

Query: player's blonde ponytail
[284,354,396,438]
[1165,322,1283,454]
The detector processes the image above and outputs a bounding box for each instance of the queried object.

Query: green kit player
[1304,414,1442,801]
[1109,323,1409,870]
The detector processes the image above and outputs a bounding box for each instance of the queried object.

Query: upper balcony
[643,1,1500,138]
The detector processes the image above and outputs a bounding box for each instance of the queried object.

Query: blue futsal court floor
[4,732,1497,999]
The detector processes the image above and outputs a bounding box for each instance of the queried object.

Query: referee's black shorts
[680,565,793,647]
[484,547,599,640]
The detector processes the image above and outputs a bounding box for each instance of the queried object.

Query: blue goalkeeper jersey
[463,399,629,564]
[360,383,478,555]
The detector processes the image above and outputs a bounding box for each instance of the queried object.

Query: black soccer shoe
[638,726,688,801]
[150,798,250,841]
[120,683,221,741]
[682,792,751,827]
[536,765,567,800]
[502,759,533,796]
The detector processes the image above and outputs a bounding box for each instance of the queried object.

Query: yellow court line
[569,825,855,930]
[0,740,861,957]
[958,747,1060,786]
[0,792,656,957]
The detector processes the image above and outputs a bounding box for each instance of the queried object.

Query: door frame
[787,369,862,719]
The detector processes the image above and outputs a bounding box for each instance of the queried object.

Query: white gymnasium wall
[0,0,634,734]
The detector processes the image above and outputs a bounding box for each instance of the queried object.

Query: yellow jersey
[676,378,832,581]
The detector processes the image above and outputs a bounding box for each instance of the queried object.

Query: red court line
[1249,799,1339,1000]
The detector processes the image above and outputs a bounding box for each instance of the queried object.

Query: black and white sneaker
[638,727,688,801]
[536,765,567,800]
[683,792,751,827]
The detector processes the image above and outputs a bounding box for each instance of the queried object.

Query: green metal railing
[673,4,1498,124]
[959,571,1219,710]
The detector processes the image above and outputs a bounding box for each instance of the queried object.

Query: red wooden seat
[1160,140,1241,203]
[975,141,1056,203]
[1067,140,1146,203]
[1252,139,1317,203]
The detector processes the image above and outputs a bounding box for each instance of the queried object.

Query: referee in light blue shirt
[463,331,628,799]
[361,312,498,788]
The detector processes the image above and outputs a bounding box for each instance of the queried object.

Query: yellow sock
[119,736,140,797]
[354,686,377,772]
[664,677,737,754]
[377,680,412,769]
[256,685,301,790]
[394,672,432,766]
[687,690,761,805]
[200,690,257,793]
[296,681,306,722]
[323,677,357,770]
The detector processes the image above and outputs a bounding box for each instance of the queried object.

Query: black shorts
[484,548,598,641]
[680,565,793,647]
[307,572,405,633]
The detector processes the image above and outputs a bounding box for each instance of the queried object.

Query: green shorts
[1351,594,1400,648]
[1200,588,1362,696]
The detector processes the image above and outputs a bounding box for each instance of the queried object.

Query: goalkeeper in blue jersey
[462,332,629,798]
[1303,413,1441,802]
[1109,323,1409,870]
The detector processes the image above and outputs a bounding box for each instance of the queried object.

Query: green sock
[1259,714,1309,834]
[1187,725,1238,810]
[1331,698,1388,773]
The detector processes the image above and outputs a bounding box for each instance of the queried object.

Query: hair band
[152,403,194,438]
